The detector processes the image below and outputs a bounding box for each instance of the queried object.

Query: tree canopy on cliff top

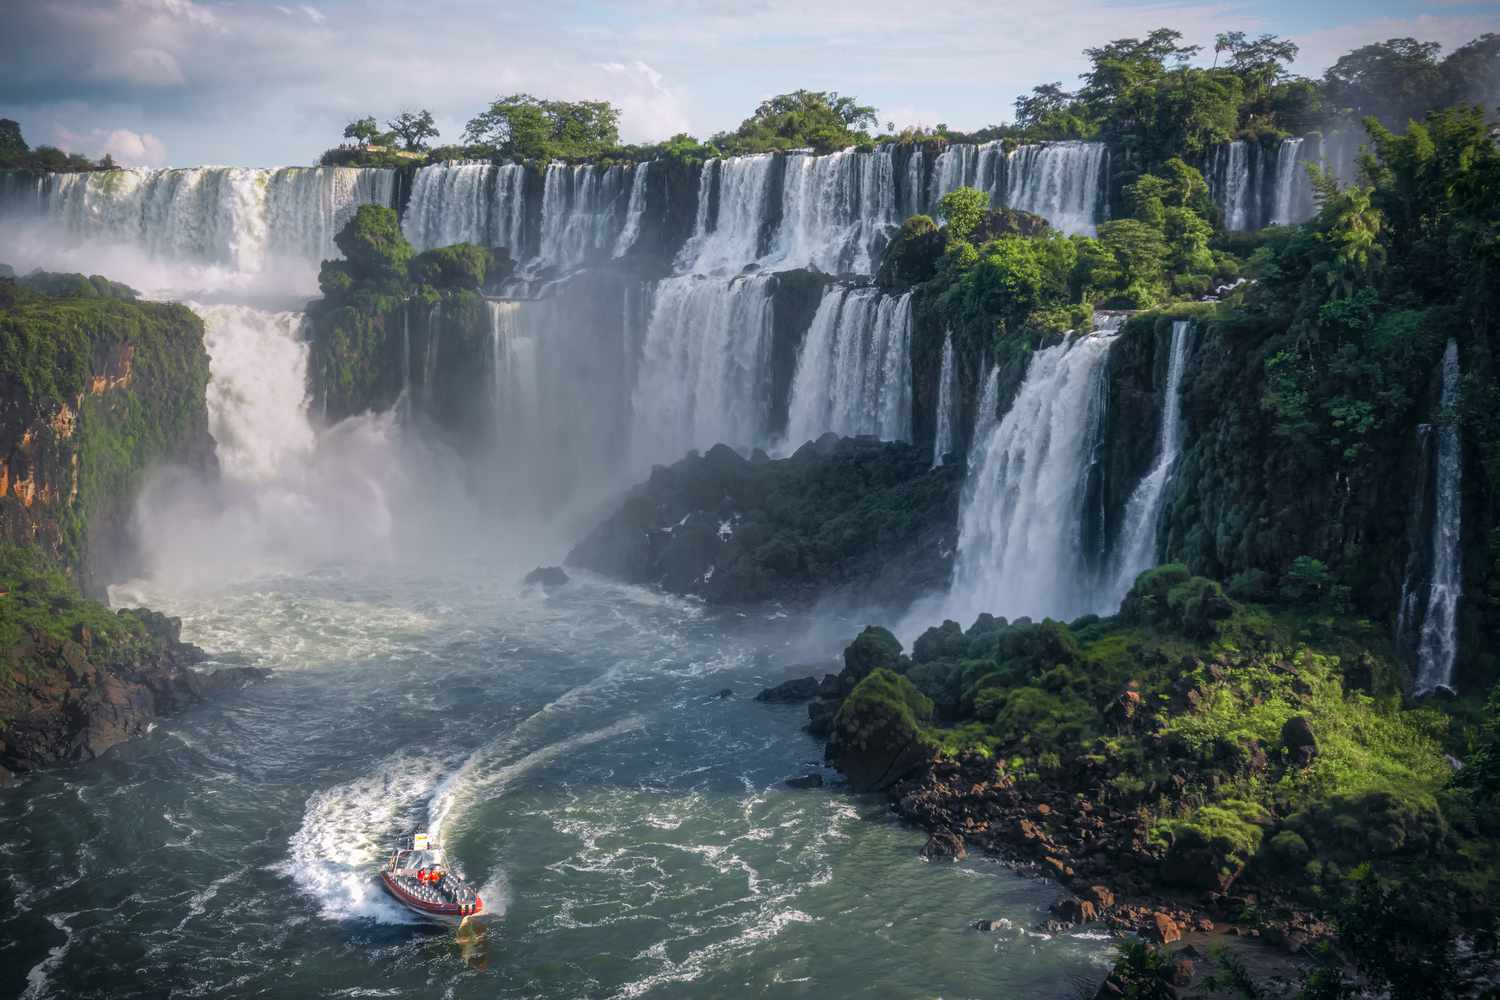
[715,89,878,155]
[461,95,620,162]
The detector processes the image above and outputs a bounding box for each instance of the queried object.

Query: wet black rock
[756,676,820,703]
[523,566,570,588]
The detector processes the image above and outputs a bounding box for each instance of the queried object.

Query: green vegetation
[0,119,108,174]
[0,543,141,653]
[0,276,212,582]
[461,95,620,161]
[713,89,877,155]
[308,206,496,422]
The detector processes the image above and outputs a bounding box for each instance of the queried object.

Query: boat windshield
[396,848,447,869]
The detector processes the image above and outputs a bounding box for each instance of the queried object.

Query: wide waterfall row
[1208,138,1315,231]
[402,161,647,268]
[0,166,397,274]
[947,316,1123,625]
[927,141,1108,236]
[783,286,913,448]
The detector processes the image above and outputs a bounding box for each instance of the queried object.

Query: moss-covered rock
[826,667,937,791]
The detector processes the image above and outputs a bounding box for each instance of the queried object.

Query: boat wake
[282,752,450,924]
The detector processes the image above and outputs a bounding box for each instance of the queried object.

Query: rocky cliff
[0,273,216,594]
[0,544,266,782]
[567,436,964,608]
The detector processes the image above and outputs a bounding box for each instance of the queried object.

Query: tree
[386,110,439,152]
[0,119,27,157]
[718,89,877,154]
[462,95,619,160]
[1214,31,1299,110]
[937,187,990,242]
[343,116,382,145]
[1323,38,1444,127]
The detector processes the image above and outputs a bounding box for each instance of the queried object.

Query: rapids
[0,294,1111,995]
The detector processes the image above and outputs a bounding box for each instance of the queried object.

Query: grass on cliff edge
[0,543,141,653]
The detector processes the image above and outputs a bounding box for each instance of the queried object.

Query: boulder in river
[523,566,570,588]
[756,676,820,703]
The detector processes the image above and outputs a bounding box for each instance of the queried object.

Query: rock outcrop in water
[0,272,216,593]
[567,436,963,607]
[0,545,266,782]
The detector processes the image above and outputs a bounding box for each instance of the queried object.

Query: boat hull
[379,872,483,926]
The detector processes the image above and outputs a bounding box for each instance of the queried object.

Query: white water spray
[1414,339,1463,694]
[932,332,956,466]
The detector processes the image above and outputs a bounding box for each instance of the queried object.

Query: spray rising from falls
[947,318,1121,625]
[932,332,956,466]
[0,166,396,285]
[970,364,999,461]
[783,286,912,448]
[1414,339,1463,694]
[1105,320,1191,605]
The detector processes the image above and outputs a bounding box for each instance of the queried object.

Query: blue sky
[1,0,1496,168]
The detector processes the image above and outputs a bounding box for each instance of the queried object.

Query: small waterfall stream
[783,286,912,447]
[932,332,956,466]
[1414,339,1463,693]
[1105,320,1191,604]
[947,317,1122,624]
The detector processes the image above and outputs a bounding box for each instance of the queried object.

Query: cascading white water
[1269,138,1305,226]
[630,273,776,466]
[769,151,899,274]
[947,318,1121,624]
[970,363,999,461]
[927,141,1106,236]
[1003,142,1107,236]
[782,286,912,448]
[932,332,956,466]
[0,166,395,280]
[1212,141,1254,232]
[402,162,504,250]
[537,163,632,270]
[192,303,317,482]
[1414,339,1463,694]
[676,155,777,274]
[1105,320,1191,604]
[613,163,650,258]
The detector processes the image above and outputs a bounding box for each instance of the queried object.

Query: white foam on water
[282,751,449,924]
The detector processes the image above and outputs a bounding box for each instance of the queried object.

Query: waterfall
[1003,142,1107,236]
[932,332,956,466]
[927,141,1106,236]
[676,155,777,274]
[782,286,912,447]
[612,163,650,258]
[630,273,776,466]
[403,162,502,250]
[1105,320,1191,604]
[0,166,395,278]
[1414,339,1463,694]
[1212,141,1255,232]
[488,300,541,433]
[970,363,999,460]
[947,317,1122,624]
[769,150,899,274]
[1269,138,1305,226]
[537,163,632,269]
[192,303,316,483]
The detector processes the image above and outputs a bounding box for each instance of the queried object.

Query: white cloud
[53,126,168,166]
[597,60,693,141]
[301,6,326,24]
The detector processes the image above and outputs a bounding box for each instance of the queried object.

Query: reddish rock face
[1151,911,1182,944]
